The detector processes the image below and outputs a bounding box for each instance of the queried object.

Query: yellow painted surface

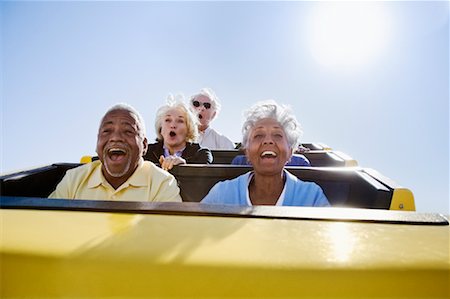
[1,209,449,298]
[390,188,416,211]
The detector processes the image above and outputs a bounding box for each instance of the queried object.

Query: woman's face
[160,108,188,149]
[245,118,292,176]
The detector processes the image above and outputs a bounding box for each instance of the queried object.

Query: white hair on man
[190,87,221,117]
[101,103,147,138]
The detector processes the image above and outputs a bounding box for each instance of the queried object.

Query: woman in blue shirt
[201,100,329,207]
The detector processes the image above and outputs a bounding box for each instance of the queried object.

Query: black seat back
[170,164,392,209]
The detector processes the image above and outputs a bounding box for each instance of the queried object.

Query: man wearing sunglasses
[189,88,235,150]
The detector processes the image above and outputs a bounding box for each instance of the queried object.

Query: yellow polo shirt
[49,160,181,202]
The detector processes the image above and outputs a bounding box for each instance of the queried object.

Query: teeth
[109,148,126,154]
[261,151,277,157]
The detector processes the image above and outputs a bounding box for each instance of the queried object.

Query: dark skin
[245,118,292,205]
[96,109,148,189]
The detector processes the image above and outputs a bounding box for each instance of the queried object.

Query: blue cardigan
[201,170,330,207]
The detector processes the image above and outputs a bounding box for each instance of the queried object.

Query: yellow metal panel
[1,209,449,298]
[390,188,416,211]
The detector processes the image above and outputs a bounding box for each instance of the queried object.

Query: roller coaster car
[1,153,449,298]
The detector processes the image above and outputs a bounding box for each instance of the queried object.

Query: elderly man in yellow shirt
[49,103,182,202]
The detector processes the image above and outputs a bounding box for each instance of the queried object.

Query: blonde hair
[154,94,199,143]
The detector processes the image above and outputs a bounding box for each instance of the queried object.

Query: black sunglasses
[192,100,212,109]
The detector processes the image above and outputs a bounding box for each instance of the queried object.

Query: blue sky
[1,1,448,213]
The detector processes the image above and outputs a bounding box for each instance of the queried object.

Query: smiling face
[160,108,188,152]
[245,118,292,176]
[191,94,216,130]
[96,109,147,187]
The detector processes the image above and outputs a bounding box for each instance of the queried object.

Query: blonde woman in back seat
[201,100,329,207]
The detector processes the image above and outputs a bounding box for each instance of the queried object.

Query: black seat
[169,164,392,209]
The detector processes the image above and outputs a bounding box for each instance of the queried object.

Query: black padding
[1,163,393,209]
[211,150,350,167]
[170,165,392,209]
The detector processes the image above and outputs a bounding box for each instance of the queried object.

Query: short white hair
[189,87,221,115]
[241,100,303,150]
[102,103,146,138]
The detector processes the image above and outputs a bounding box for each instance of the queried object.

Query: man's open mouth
[108,148,127,161]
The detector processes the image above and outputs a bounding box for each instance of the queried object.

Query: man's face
[96,109,147,182]
[191,95,216,128]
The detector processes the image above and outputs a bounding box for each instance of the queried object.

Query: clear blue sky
[1,1,448,214]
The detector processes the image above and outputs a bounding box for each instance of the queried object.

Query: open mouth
[260,151,277,158]
[108,148,127,161]
[169,131,176,137]
[198,114,203,120]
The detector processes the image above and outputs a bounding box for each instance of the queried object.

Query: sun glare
[307,2,391,70]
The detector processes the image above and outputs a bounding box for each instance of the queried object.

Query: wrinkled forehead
[165,107,186,119]
[100,109,140,128]
[252,118,283,130]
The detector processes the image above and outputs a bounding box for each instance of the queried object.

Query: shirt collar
[163,144,185,157]
[87,158,148,189]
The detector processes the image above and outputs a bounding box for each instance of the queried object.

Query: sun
[306,2,391,70]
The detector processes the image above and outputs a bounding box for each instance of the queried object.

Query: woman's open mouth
[169,131,176,137]
[261,151,277,159]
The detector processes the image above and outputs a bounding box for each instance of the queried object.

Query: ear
[142,137,148,156]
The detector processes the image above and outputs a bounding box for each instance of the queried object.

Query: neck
[249,171,285,205]
[103,162,140,190]
[198,124,209,132]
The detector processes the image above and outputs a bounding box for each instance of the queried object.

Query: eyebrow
[101,120,136,128]
[254,125,282,130]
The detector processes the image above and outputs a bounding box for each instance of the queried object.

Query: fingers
[160,156,185,171]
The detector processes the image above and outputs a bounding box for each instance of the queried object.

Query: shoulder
[147,141,163,150]
[186,142,212,154]
[65,161,101,178]
[285,170,319,189]
[185,142,201,150]
[141,161,175,178]
[284,170,330,206]
[201,172,250,204]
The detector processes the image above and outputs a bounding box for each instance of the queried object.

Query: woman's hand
[159,155,187,170]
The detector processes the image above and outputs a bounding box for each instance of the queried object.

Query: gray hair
[155,94,199,143]
[241,100,303,150]
[101,103,146,137]
[189,87,221,115]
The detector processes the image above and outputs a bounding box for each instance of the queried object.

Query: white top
[198,126,235,150]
